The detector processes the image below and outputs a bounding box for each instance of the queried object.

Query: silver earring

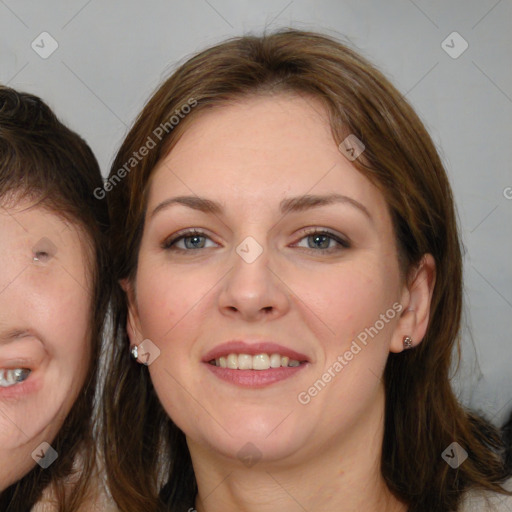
[403,336,413,350]
[130,345,138,360]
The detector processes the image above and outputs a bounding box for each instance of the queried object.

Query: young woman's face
[127,94,412,465]
[0,201,92,487]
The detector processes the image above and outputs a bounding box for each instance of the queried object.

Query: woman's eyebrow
[150,196,222,218]
[150,193,371,221]
[280,194,371,220]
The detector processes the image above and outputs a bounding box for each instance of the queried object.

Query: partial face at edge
[125,94,428,465]
[0,200,93,486]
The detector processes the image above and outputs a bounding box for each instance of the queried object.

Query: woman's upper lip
[202,341,309,362]
[0,328,41,343]
[0,330,46,369]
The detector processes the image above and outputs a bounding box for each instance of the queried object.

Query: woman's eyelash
[162,229,350,253]
[295,229,351,252]
[161,230,211,250]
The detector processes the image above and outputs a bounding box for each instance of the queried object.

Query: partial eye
[293,229,350,253]
[162,230,218,252]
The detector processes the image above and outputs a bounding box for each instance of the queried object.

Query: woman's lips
[205,363,306,388]
[0,371,42,400]
[203,340,309,388]
[0,333,46,400]
[202,341,309,363]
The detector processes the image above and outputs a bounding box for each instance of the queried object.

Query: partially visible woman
[104,29,511,512]
[0,86,113,511]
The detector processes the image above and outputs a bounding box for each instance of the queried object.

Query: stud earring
[130,345,138,360]
[403,336,413,350]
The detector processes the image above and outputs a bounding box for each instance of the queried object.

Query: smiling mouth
[0,368,31,388]
[208,353,307,370]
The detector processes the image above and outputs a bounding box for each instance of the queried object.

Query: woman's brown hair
[0,85,111,511]
[104,29,510,511]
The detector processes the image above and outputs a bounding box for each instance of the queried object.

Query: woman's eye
[162,231,217,251]
[294,230,350,253]
[162,229,349,254]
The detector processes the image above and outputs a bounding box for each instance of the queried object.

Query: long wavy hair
[104,29,510,512]
[0,85,111,511]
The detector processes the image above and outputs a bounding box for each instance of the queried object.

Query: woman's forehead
[147,94,385,214]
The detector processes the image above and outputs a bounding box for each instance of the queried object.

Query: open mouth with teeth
[208,353,305,370]
[203,342,309,387]
[0,368,31,388]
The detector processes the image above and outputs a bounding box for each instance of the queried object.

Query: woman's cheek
[296,266,379,334]
[136,258,211,336]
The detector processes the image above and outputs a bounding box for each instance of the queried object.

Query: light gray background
[1,0,511,424]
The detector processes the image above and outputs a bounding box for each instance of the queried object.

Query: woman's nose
[217,236,290,322]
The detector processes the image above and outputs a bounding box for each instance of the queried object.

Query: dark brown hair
[503,411,512,474]
[104,29,510,512]
[0,85,111,511]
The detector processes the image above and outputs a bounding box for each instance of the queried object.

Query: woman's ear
[390,254,436,353]
[119,278,143,345]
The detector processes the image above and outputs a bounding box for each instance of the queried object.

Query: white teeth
[0,368,31,388]
[270,353,281,368]
[238,354,252,370]
[213,353,303,370]
[227,354,238,369]
[252,354,269,370]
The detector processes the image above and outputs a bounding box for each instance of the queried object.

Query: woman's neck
[189,386,407,512]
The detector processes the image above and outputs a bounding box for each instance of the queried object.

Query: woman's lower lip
[0,373,41,401]
[205,362,306,387]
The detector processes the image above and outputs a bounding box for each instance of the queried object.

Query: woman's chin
[188,416,313,467]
